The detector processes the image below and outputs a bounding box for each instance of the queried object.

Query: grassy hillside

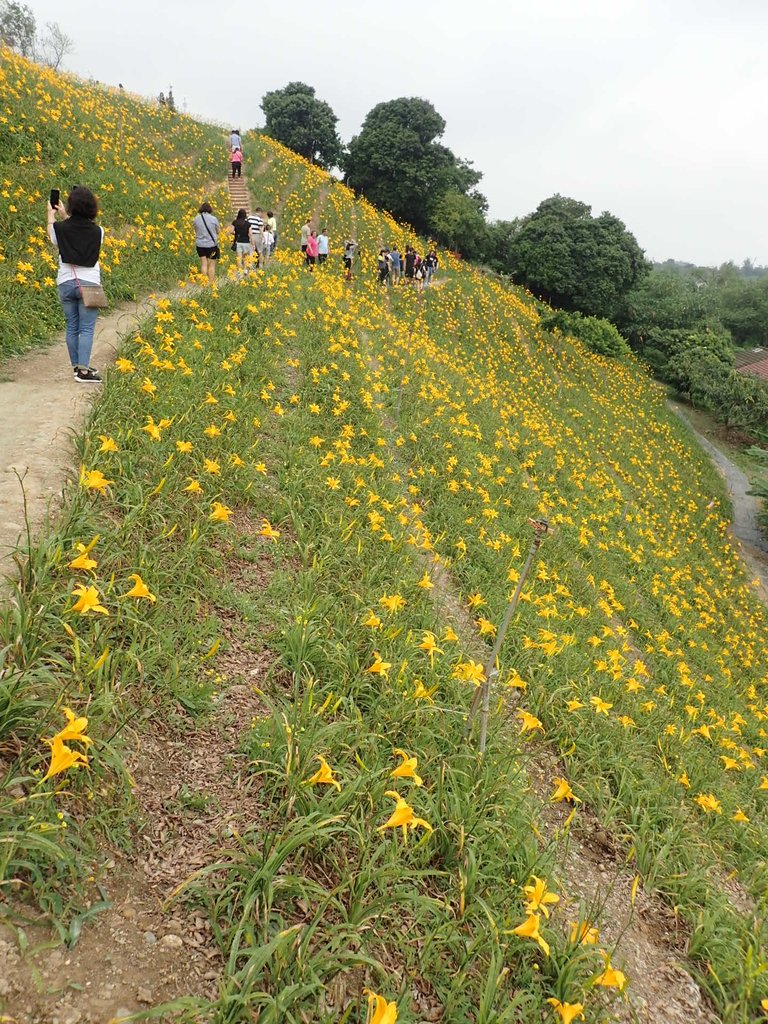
[2,59,768,1024]
[0,47,227,358]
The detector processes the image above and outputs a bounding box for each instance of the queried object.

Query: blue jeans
[58,279,99,368]
[425,267,434,287]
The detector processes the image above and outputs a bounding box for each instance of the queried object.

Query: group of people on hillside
[378,244,438,288]
[43,140,441,385]
[192,202,278,282]
[299,219,330,271]
[298,219,438,287]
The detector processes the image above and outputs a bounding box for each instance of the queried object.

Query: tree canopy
[509,195,649,321]
[261,82,342,170]
[0,1,34,56]
[0,1,73,67]
[344,97,484,237]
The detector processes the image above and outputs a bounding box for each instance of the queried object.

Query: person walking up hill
[318,227,329,265]
[231,147,242,178]
[193,201,220,283]
[343,238,357,281]
[300,218,311,255]
[47,185,105,383]
[231,208,251,271]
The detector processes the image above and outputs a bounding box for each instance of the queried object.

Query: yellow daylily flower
[81,469,113,494]
[569,921,599,945]
[694,792,722,814]
[590,695,613,715]
[364,989,398,1024]
[57,707,92,747]
[368,652,392,679]
[304,755,341,792]
[509,912,550,956]
[391,748,423,787]
[69,583,109,616]
[68,537,99,572]
[210,502,233,523]
[43,733,88,781]
[522,876,559,918]
[259,519,280,540]
[593,956,627,991]
[546,999,585,1024]
[417,631,443,665]
[122,573,156,603]
[378,790,432,840]
[518,709,544,734]
[551,777,579,803]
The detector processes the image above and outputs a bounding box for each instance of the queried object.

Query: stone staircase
[227,172,252,217]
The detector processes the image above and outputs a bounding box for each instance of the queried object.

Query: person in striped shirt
[247,208,264,263]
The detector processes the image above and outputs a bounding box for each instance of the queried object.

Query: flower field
[2,55,768,1024]
[0,47,227,358]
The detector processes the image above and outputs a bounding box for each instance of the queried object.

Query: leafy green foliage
[428,190,489,258]
[344,97,485,238]
[260,82,342,169]
[542,309,629,358]
[0,2,35,56]
[667,346,768,432]
[509,195,649,320]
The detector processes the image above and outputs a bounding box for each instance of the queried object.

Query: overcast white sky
[27,0,768,266]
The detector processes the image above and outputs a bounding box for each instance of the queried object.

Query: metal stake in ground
[467,518,551,754]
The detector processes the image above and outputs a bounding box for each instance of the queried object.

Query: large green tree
[0,1,35,56]
[260,82,342,170]
[509,195,649,320]
[344,97,484,236]
[428,191,489,259]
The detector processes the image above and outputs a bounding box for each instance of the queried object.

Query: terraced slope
[1,59,768,1024]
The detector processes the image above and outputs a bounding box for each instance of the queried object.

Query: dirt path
[668,400,768,595]
[0,295,172,576]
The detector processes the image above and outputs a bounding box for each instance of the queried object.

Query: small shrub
[542,309,629,358]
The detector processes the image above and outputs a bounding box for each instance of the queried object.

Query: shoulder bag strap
[201,214,218,245]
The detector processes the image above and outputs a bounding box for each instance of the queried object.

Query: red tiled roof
[740,359,768,381]
[735,348,768,369]
[734,349,768,380]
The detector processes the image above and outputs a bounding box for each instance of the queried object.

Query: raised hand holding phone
[50,188,60,209]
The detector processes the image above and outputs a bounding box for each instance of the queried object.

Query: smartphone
[50,188,60,209]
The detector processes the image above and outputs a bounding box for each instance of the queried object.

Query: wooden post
[466,518,550,754]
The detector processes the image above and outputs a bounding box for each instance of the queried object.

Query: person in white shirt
[317,228,329,265]
[261,228,274,265]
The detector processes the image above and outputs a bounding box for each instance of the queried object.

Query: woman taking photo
[194,201,220,283]
[47,185,104,383]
